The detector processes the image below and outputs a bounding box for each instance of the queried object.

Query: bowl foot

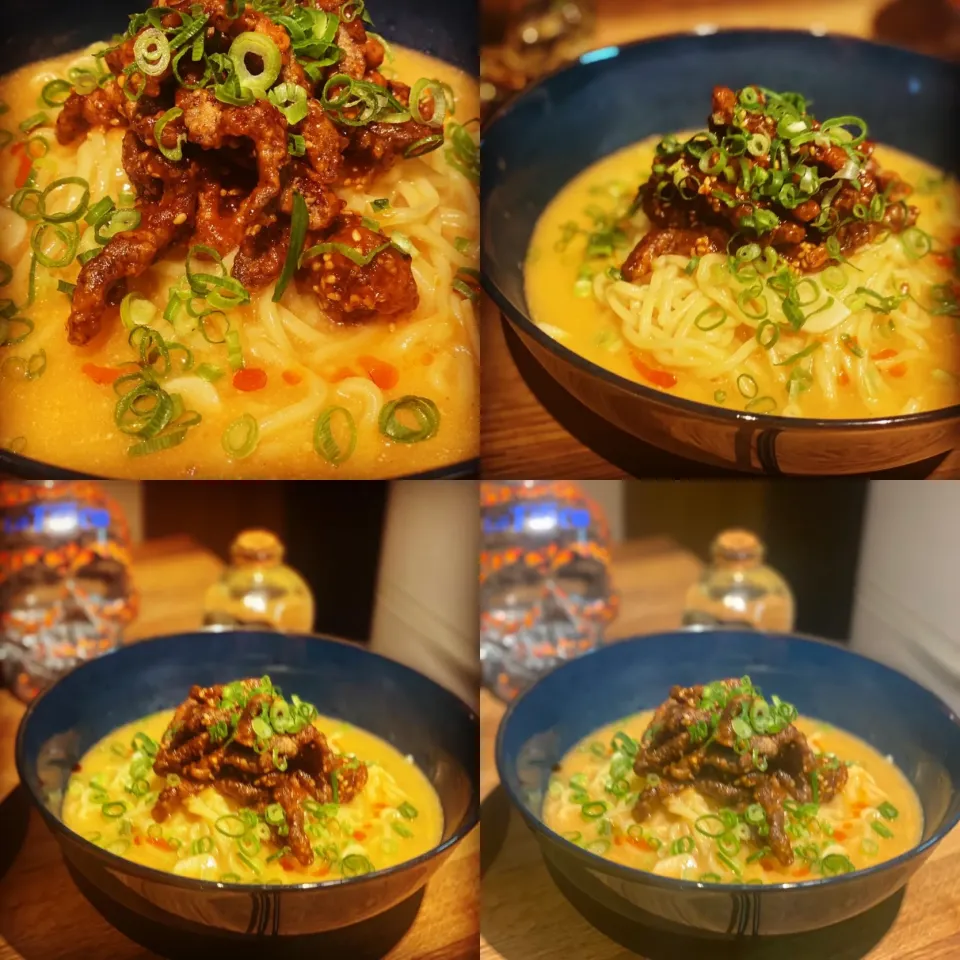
[544,859,905,954]
[67,863,425,960]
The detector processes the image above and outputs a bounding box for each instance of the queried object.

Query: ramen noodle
[0,0,479,477]
[526,86,960,420]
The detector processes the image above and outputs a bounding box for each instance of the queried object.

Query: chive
[302,239,392,268]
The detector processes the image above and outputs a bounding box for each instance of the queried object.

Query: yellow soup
[526,136,960,419]
[0,45,479,477]
[542,712,922,884]
[62,710,443,883]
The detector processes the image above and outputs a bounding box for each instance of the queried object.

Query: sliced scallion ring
[31,221,79,268]
[314,405,357,464]
[134,28,171,77]
[267,82,309,124]
[378,395,439,444]
[222,413,259,460]
[154,107,185,162]
[41,78,73,106]
[229,32,282,98]
[39,177,90,223]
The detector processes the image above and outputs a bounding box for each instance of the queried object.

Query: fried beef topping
[56,0,446,344]
[151,676,367,866]
[622,85,918,283]
[633,677,848,867]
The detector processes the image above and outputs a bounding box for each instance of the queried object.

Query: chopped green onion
[19,112,49,133]
[268,82,309,124]
[31,221,79,267]
[229,32,283,98]
[391,821,413,838]
[301,239,391,268]
[694,814,727,838]
[222,413,259,460]
[670,835,695,856]
[694,304,726,331]
[101,801,127,819]
[341,854,374,877]
[215,814,247,838]
[134,28,171,77]
[273,191,307,301]
[871,820,894,839]
[154,107,185,162]
[821,853,855,875]
[41,78,73,107]
[736,373,758,399]
[378,395,439,444]
[878,802,899,821]
[226,329,244,371]
[120,291,157,330]
[398,801,418,820]
[314,405,357,464]
[900,227,931,260]
[372,198,390,212]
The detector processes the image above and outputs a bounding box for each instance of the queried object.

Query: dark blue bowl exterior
[0,0,478,481]
[16,630,480,936]
[496,630,960,936]
[481,32,960,474]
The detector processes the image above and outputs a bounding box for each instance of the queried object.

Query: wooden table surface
[480,0,960,480]
[479,536,960,960]
[0,536,478,960]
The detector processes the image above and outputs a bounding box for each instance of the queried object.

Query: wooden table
[480,0,960,479]
[0,536,478,960]
[479,536,960,959]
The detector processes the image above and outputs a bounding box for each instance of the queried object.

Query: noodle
[526,134,960,419]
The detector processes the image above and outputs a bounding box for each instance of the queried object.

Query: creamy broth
[526,136,960,419]
[62,710,443,882]
[0,43,479,477]
[542,711,922,884]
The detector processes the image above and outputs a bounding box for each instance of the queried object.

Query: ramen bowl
[16,630,479,938]
[495,629,960,938]
[481,31,960,475]
[0,0,478,482]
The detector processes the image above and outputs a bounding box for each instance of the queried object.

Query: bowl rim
[480,28,960,433]
[15,628,480,894]
[494,627,960,893]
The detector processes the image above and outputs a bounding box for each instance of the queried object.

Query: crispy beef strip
[621,85,918,282]
[57,0,444,342]
[631,678,848,867]
[151,677,368,866]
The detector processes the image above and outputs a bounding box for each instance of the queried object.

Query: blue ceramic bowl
[16,630,479,937]
[496,629,960,937]
[482,32,960,475]
[0,0,477,481]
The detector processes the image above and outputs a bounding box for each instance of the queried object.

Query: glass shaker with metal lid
[203,529,315,632]
[683,528,795,632]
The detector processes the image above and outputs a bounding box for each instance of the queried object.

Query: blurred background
[480,0,960,121]
[0,481,480,709]
[582,480,960,708]
[479,480,960,713]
